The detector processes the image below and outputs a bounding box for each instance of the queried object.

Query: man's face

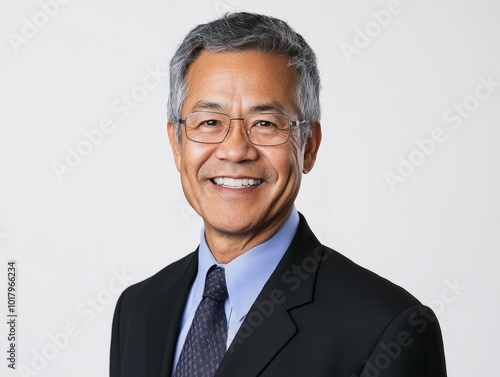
[168,50,320,245]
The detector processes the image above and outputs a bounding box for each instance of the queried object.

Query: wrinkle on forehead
[182,50,299,117]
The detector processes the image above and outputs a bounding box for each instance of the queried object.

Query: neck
[204,210,291,264]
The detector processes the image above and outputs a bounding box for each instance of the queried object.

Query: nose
[214,119,259,163]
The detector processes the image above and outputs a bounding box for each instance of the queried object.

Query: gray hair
[167,12,321,145]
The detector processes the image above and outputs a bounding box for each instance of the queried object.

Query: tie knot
[203,266,228,301]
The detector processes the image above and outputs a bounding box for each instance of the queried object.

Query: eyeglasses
[178,111,306,146]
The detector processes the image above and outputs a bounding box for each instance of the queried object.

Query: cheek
[283,141,304,171]
[266,144,303,182]
[180,145,214,179]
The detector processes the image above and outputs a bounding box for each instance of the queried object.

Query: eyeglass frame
[178,111,307,147]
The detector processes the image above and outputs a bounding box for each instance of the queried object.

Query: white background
[1,0,499,376]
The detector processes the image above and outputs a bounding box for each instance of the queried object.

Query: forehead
[182,49,299,114]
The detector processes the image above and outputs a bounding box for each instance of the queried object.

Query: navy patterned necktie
[173,266,228,377]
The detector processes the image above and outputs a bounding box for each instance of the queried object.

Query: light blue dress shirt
[172,208,300,371]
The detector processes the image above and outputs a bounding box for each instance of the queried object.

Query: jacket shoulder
[119,251,197,307]
[317,245,421,318]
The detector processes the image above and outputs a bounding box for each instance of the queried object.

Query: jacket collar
[145,250,198,377]
[216,213,324,376]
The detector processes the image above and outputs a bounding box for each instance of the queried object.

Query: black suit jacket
[110,214,447,376]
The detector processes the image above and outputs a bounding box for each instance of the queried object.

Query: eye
[253,120,277,128]
[199,119,223,127]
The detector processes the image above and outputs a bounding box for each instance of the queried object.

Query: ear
[302,121,322,174]
[167,120,182,172]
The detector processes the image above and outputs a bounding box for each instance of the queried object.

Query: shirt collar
[197,208,299,321]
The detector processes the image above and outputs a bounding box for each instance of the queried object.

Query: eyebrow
[248,102,285,114]
[192,101,286,114]
[192,101,223,111]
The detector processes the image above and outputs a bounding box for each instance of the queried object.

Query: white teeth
[213,177,262,188]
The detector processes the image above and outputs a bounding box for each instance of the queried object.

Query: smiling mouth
[211,177,263,189]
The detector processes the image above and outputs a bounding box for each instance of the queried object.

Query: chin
[206,214,260,235]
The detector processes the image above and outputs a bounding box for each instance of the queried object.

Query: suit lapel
[216,214,325,376]
[146,250,198,377]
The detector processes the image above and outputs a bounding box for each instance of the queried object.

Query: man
[110,12,447,377]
